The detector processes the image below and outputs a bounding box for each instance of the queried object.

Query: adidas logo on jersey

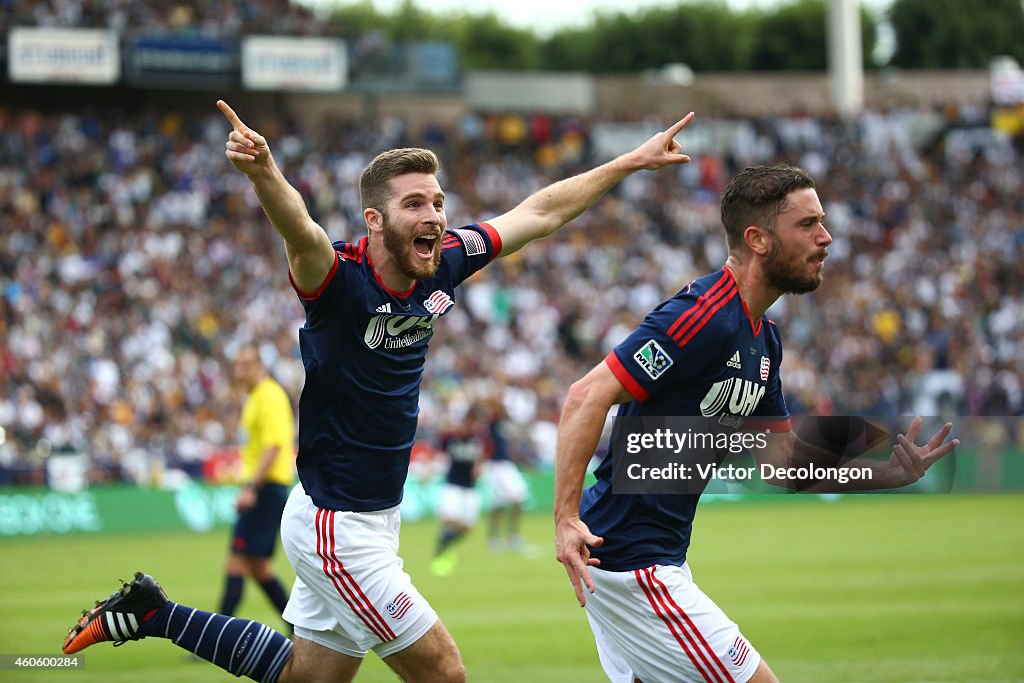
[376,303,392,313]
[726,351,742,369]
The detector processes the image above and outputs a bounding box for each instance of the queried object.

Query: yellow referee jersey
[240,378,295,486]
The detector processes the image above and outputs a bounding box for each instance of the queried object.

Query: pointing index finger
[665,111,696,138]
[217,99,247,133]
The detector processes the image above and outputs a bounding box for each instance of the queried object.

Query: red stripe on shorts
[315,509,396,641]
[648,567,735,683]
[634,568,720,683]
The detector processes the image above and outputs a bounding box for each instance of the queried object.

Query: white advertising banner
[8,27,120,84]
[465,71,595,113]
[241,35,346,91]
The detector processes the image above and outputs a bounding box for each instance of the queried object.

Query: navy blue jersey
[488,420,510,462]
[441,432,488,489]
[293,223,501,511]
[580,267,792,571]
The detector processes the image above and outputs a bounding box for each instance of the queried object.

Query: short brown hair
[720,164,816,252]
[359,148,440,212]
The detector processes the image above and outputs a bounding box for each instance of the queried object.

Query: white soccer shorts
[483,460,529,507]
[585,563,761,683]
[436,483,480,528]
[280,484,438,658]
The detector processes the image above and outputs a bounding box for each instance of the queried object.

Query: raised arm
[489,112,696,256]
[217,100,335,293]
[554,360,633,607]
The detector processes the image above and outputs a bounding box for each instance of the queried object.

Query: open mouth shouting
[413,233,440,260]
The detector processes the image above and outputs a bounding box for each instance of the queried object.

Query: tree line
[324,0,1024,72]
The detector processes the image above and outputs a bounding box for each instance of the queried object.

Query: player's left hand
[628,112,696,171]
[887,417,959,487]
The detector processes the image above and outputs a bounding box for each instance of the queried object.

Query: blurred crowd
[1,97,1022,486]
[1,0,332,37]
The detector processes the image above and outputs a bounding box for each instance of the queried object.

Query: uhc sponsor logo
[633,339,673,380]
[699,377,765,417]
[386,592,414,620]
[364,314,439,350]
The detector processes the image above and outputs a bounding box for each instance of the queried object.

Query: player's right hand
[217,99,271,176]
[555,516,604,607]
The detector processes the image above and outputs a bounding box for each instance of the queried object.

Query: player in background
[218,344,295,627]
[62,102,698,683]
[480,396,530,552]
[430,407,490,577]
[554,164,960,683]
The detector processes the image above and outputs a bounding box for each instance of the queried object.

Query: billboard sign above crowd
[465,71,595,113]
[8,27,119,84]
[241,35,347,91]
[124,34,238,90]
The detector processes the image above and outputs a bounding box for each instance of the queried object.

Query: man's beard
[382,218,442,281]
[765,239,825,294]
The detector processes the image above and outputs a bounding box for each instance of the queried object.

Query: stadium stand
[1,2,1021,487]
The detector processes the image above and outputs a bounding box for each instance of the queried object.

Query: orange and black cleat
[63,572,168,654]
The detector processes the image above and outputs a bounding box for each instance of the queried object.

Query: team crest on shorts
[385,592,414,620]
[728,636,751,667]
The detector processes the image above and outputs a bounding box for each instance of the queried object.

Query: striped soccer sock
[140,602,292,683]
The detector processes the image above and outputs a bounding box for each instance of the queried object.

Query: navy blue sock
[257,577,289,616]
[436,527,463,555]
[219,575,244,617]
[141,602,292,683]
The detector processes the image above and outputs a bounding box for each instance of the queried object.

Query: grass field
[1,494,1022,682]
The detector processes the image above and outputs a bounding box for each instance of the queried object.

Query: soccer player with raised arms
[62,103,697,683]
[554,164,960,683]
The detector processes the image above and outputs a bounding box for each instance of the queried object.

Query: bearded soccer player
[62,103,698,683]
[554,164,960,683]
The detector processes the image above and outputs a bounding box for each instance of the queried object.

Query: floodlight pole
[827,0,865,120]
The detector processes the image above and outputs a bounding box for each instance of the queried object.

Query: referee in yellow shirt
[219,344,295,625]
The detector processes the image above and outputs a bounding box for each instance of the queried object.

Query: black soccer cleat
[63,572,168,654]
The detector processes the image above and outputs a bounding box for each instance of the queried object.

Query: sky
[296,0,892,37]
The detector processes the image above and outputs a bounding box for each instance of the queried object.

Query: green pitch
[1,494,1021,682]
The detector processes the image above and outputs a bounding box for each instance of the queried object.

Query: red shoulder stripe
[666,272,732,337]
[671,279,736,346]
[674,283,736,348]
